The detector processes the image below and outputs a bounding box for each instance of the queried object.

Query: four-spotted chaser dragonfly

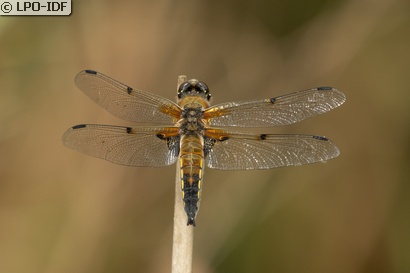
[62,70,346,226]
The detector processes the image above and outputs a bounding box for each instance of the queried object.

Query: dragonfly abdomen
[179,134,204,226]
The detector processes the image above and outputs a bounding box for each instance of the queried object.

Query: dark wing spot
[127,87,133,94]
[126,127,133,134]
[84,70,97,75]
[72,124,87,129]
[259,134,267,140]
[220,136,229,141]
[269,98,276,103]
[156,133,166,140]
[313,135,328,141]
[317,86,332,91]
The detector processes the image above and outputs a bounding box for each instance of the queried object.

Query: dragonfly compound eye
[196,81,211,100]
[178,81,192,98]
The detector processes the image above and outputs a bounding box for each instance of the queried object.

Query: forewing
[62,124,180,167]
[204,87,345,127]
[75,70,181,124]
[205,129,340,170]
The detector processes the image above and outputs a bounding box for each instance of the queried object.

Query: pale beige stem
[171,75,194,273]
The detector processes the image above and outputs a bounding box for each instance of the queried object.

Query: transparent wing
[204,87,346,127]
[62,124,180,167]
[205,129,340,170]
[75,70,181,124]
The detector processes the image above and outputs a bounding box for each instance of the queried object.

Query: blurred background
[1,0,410,272]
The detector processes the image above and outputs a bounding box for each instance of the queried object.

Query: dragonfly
[62,70,346,226]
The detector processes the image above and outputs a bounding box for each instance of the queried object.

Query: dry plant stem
[171,75,194,273]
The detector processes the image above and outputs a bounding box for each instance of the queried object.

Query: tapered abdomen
[179,134,204,226]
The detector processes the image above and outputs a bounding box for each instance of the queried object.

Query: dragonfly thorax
[182,104,203,119]
[178,105,205,135]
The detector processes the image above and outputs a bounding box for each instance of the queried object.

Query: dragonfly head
[178,79,211,101]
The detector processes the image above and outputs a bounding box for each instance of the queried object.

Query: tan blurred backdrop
[1,0,410,272]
